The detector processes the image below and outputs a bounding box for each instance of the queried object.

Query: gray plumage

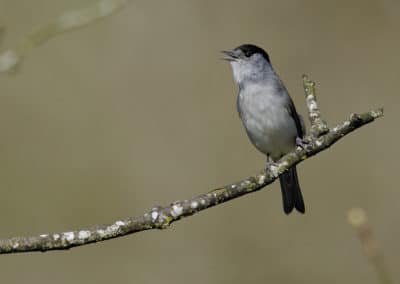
[223,44,305,214]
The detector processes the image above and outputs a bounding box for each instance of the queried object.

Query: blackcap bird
[222,44,305,214]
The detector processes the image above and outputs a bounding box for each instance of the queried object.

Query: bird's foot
[265,161,279,173]
[296,137,309,150]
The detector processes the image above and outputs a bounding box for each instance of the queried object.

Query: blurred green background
[0,0,398,283]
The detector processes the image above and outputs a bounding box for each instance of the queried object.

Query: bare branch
[0,76,383,254]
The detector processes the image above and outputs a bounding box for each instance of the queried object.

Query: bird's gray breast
[237,84,298,160]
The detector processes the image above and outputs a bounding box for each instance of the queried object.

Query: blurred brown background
[0,0,398,283]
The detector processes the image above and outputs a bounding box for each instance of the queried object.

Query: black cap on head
[236,44,270,63]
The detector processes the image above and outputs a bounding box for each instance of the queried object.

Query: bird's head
[222,44,272,86]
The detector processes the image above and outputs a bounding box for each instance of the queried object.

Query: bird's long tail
[279,166,305,214]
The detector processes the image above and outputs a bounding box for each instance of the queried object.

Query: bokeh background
[0,0,398,283]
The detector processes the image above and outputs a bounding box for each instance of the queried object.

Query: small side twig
[302,75,329,137]
[0,76,383,254]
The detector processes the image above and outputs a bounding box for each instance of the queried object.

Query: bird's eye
[244,50,252,57]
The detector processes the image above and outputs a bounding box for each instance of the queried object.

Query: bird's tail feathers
[279,166,305,214]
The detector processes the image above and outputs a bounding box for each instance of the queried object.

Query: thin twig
[0,76,383,254]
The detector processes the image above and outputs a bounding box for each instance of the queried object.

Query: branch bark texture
[0,75,383,254]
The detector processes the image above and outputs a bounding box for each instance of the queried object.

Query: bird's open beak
[221,50,238,62]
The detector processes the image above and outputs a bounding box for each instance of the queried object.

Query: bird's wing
[287,99,304,138]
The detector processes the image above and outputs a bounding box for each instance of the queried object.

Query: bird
[222,44,305,214]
